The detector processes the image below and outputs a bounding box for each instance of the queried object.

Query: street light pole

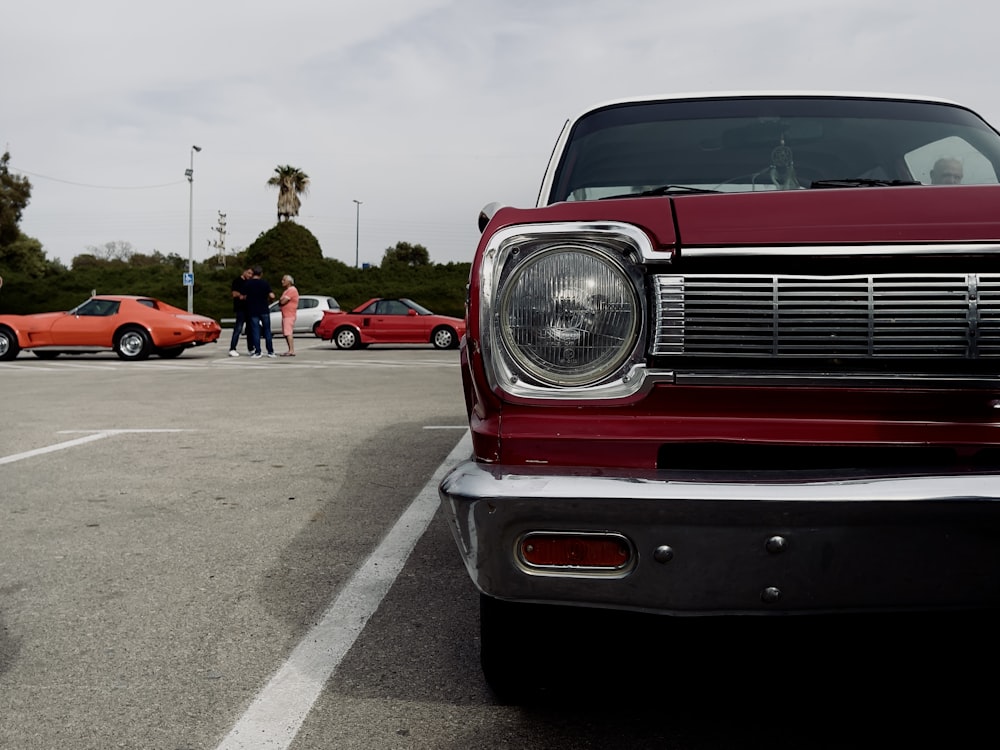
[186,145,202,313]
[353,199,362,268]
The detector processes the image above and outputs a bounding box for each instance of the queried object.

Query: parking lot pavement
[4,344,984,749]
[0,346,473,749]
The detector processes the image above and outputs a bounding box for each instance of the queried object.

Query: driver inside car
[930,156,964,184]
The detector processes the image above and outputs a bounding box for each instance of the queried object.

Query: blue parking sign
[183,272,194,286]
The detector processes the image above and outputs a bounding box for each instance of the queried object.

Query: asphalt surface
[0,339,991,749]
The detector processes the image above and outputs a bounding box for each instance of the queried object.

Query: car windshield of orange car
[70,299,121,316]
[546,96,1000,203]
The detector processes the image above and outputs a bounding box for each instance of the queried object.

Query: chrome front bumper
[438,459,1000,614]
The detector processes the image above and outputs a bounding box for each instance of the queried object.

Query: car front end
[442,206,1000,615]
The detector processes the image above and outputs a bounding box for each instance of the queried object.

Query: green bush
[0,222,472,321]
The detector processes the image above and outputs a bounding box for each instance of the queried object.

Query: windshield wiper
[810,178,922,189]
[599,185,721,200]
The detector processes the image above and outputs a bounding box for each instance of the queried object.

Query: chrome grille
[653,274,1000,359]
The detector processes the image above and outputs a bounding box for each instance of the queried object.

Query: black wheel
[33,351,60,360]
[431,326,458,350]
[156,347,185,359]
[334,326,361,350]
[479,594,523,704]
[0,327,20,360]
[115,326,152,361]
[479,594,577,705]
[480,594,636,705]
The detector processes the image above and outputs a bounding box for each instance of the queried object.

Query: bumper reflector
[518,533,632,571]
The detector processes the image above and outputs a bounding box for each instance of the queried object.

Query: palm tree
[267,165,310,222]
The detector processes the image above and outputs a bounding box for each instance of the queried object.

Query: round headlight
[497,246,640,386]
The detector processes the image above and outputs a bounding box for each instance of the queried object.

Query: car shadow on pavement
[0,600,19,679]
[254,419,471,649]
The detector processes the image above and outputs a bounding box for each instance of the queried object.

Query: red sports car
[315,297,465,350]
[0,295,222,361]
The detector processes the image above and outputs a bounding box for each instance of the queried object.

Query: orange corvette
[0,295,221,361]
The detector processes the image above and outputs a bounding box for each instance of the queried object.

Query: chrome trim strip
[480,221,661,264]
[491,368,1000,403]
[683,243,1000,259]
[441,458,1000,505]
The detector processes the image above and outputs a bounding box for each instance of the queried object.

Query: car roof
[91,295,153,300]
[561,91,973,135]
[570,90,963,121]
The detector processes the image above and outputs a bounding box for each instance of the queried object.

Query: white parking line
[214,429,472,750]
[0,433,110,465]
[0,429,189,465]
[32,362,120,370]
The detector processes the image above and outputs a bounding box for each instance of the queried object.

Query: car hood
[0,311,70,330]
[485,184,1000,250]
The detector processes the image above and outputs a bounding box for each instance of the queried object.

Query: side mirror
[478,202,503,234]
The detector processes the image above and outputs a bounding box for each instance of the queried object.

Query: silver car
[268,294,340,336]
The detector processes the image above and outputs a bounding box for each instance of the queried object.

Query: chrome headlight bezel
[479,222,651,401]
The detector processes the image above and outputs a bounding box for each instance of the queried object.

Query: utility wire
[9,166,185,190]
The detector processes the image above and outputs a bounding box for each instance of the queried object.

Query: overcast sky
[5,0,999,271]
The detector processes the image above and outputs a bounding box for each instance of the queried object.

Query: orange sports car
[0,295,221,361]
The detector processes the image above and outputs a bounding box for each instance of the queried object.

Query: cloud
[5,0,1000,270]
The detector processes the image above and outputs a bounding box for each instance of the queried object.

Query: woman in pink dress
[278,274,299,356]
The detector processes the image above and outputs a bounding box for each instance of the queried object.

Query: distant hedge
[0,221,472,321]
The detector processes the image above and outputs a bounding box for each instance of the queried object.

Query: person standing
[228,266,254,357]
[244,266,276,358]
[278,274,299,356]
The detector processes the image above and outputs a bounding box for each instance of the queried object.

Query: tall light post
[185,145,202,313]
[352,199,362,268]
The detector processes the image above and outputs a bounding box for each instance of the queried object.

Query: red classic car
[439,91,1000,701]
[0,295,221,360]
[315,297,465,349]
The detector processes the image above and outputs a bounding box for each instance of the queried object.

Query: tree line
[0,157,471,321]
[0,233,471,322]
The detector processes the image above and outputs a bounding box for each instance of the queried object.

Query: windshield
[69,298,121,316]
[545,96,1000,203]
[401,298,434,315]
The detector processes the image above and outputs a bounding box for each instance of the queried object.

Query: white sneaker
[228,350,240,357]
[250,353,263,359]
[266,353,277,358]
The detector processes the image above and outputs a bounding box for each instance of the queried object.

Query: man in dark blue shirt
[244,266,276,358]
[228,266,254,357]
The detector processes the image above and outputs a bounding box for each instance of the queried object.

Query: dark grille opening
[656,443,1000,473]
